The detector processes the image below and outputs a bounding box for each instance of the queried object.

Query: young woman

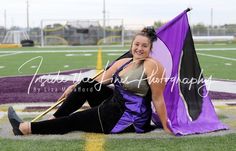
[8,27,172,135]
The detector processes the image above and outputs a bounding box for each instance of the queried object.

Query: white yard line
[107,53,124,56]
[0,47,235,54]
[205,80,236,94]
[0,52,22,57]
[0,49,127,53]
[38,69,97,82]
[197,53,236,61]
[197,48,236,51]
[65,53,93,56]
[0,112,4,119]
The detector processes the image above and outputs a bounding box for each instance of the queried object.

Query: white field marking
[0,111,53,117]
[107,53,124,56]
[197,53,236,61]
[64,65,69,68]
[0,49,127,53]
[213,43,227,45]
[30,65,38,68]
[0,48,235,54]
[0,112,4,119]
[197,48,236,51]
[65,53,92,57]
[37,69,97,82]
[0,52,22,57]
[0,102,90,110]
[225,63,232,66]
[205,80,236,94]
[0,66,5,69]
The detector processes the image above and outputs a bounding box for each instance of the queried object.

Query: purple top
[110,60,151,133]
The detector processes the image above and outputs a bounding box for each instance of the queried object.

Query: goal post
[40,19,124,47]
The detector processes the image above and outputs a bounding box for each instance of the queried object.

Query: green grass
[105,134,236,151]
[0,45,236,80]
[0,138,85,151]
[0,44,235,150]
[218,114,228,120]
[0,45,130,51]
[1,133,236,151]
[197,50,236,80]
[1,42,236,51]
[0,52,119,77]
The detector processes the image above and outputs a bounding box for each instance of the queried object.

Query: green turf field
[0,134,236,151]
[197,50,236,80]
[0,44,236,151]
[0,49,121,77]
[0,44,235,80]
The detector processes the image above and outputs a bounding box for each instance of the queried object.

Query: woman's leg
[53,78,113,118]
[31,107,103,134]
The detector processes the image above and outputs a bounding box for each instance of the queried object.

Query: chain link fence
[1,23,236,46]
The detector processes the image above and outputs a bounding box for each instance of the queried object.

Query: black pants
[31,78,113,134]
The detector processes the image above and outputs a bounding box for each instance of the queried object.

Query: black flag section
[180,27,204,121]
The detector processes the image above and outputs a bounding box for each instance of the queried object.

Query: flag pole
[31,98,66,122]
[186,7,193,12]
[31,51,131,122]
[31,70,105,122]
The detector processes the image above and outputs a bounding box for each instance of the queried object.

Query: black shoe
[8,106,23,135]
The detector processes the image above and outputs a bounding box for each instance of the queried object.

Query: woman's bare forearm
[155,99,169,129]
[152,95,171,133]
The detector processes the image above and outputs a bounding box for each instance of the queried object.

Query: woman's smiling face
[131,35,151,60]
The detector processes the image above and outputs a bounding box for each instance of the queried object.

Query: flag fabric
[150,8,228,135]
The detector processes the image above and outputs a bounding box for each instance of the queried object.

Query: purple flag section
[150,9,228,135]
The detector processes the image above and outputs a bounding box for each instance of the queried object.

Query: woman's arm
[94,62,118,85]
[144,58,172,134]
[58,58,129,100]
[95,58,130,85]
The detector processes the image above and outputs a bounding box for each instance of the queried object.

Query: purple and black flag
[151,8,228,135]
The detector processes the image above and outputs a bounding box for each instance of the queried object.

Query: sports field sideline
[0,43,236,79]
[0,43,236,151]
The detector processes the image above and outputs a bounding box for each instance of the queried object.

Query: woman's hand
[164,127,173,135]
[58,85,76,100]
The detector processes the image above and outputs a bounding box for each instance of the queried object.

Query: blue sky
[0,0,235,28]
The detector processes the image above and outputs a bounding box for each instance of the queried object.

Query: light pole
[4,9,7,34]
[207,8,213,37]
[103,0,106,43]
[26,0,29,34]
[210,8,213,35]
